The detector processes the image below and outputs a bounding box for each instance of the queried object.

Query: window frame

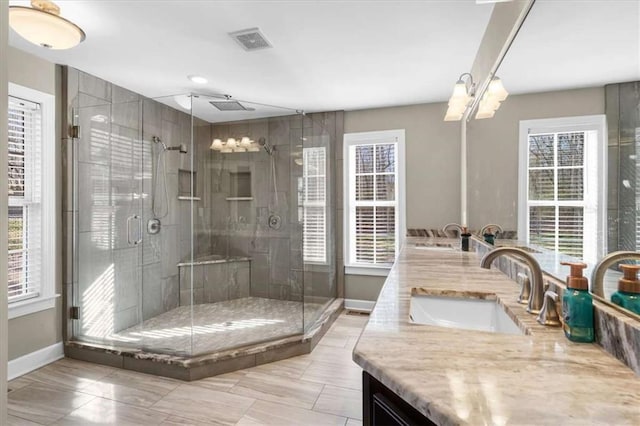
[518,115,607,264]
[7,83,58,319]
[343,129,406,276]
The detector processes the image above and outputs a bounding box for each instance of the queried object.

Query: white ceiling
[498,0,640,95]
[8,0,494,115]
[9,1,639,118]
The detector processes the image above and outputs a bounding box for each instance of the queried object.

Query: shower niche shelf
[227,169,252,201]
[178,169,199,201]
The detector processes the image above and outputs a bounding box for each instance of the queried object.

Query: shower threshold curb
[64,298,345,381]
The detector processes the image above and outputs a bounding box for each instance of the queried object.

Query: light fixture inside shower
[210,136,261,153]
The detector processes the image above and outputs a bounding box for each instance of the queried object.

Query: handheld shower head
[258,137,274,155]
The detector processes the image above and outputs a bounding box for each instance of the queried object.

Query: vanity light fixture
[210,136,261,153]
[475,77,509,120]
[444,73,475,121]
[9,0,86,50]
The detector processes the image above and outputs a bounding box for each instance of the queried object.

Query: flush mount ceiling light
[9,0,86,49]
[188,75,208,84]
[475,77,509,119]
[444,73,475,121]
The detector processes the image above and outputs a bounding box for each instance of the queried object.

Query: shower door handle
[134,215,143,245]
[127,215,143,246]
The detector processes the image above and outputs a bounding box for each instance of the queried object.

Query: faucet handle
[536,290,562,327]
[516,272,530,305]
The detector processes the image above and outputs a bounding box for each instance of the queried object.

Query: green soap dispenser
[611,264,640,315]
[561,261,594,343]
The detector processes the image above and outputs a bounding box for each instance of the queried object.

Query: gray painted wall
[342,87,605,301]
[1,1,9,418]
[467,87,604,231]
[7,47,62,361]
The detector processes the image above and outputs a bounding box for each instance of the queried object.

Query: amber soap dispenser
[611,264,640,315]
[561,261,594,343]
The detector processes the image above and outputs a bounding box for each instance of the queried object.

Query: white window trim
[8,83,59,319]
[343,129,406,276]
[518,115,607,263]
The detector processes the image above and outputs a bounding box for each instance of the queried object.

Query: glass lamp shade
[481,93,501,111]
[475,104,496,119]
[210,139,223,150]
[9,6,86,50]
[240,137,252,148]
[488,77,509,102]
[444,108,464,121]
[226,138,237,149]
[451,80,469,100]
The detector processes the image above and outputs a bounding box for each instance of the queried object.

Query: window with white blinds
[344,130,405,272]
[8,95,43,303]
[519,116,606,264]
[301,147,327,263]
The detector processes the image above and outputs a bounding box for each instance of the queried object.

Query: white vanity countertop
[353,237,640,425]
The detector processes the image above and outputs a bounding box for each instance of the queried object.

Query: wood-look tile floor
[8,311,369,426]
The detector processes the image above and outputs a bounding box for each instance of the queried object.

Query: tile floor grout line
[310,383,326,411]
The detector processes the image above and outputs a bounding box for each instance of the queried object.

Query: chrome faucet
[443,223,464,236]
[591,251,640,297]
[480,224,503,236]
[480,247,545,314]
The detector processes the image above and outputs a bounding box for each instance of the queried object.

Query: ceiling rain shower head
[209,100,248,111]
[209,95,256,112]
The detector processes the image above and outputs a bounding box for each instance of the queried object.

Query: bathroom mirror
[487,0,640,318]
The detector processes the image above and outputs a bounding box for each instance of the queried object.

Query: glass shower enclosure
[69,79,336,358]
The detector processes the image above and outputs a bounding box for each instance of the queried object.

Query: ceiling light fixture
[444,73,475,121]
[188,75,208,84]
[475,77,509,120]
[9,0,86,50]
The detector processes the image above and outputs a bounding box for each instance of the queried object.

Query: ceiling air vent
[229,27,272,51]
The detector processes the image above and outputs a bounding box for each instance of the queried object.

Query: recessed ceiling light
[188,75,207,84]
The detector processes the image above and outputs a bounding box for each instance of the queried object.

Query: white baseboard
[8,342,64,380]
[345,299,375,312]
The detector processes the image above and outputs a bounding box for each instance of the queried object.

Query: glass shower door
[72,98,145,347]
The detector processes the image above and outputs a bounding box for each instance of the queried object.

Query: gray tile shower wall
[208,112,342,315]
[178,259,251,306]
[62,67,212,337]
[605,81,640,253]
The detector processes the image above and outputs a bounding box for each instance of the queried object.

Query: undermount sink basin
[409,292,524,335]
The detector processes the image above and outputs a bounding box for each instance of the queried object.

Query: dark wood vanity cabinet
[363,372,436,426]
